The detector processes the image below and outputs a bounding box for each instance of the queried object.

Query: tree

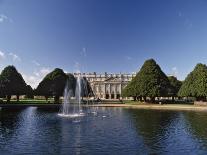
[66,73,77,96]
[35,77,52,101]
[35,69,78,103]
[168,76,182,101]
[80,77,93,97]
[25,85,34,99]
[36,68,68,103]
[72,75,93,99]
[49,69,68,103]
[123,59,170,102]
[0,65,27,102]
[178,63,207,101]
[122,78,138,101]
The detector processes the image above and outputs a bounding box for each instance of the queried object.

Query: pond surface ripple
[0,107,207,154]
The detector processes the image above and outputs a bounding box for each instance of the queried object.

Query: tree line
[0,66,92,103]
[1,58,207,103]
[122,59,207,102]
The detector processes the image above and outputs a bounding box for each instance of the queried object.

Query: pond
[0,107,207,155]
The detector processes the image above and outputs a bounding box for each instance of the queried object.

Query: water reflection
[0,108,25,142]
[127,109,207,154]
[184,111,207,150]
[1,107,207,154]
[126,109,177,154]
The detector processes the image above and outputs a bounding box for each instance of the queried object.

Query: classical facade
[73,72,136,100]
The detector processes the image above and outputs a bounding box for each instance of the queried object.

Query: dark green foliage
[35,69,93,102]
[25,85,34,99]
[61,74,93,98]
[81,77,93,97]
[0,65,27,102]
[178,63,207,101]
[49,69,68,102]
[66,73,77,96]
[168,76,182,100]
[122,78,137,98]
[36,68,68,103]
[35,76,52,100]
[122,59,170,101]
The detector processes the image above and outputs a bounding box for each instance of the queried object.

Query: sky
[0,0,207,88]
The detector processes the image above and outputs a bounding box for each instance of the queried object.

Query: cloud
[178,11,193,30]
[81,47,87,57]
[172,67,178,77]
[73,61,81,73]
[40,67,50,75]
[33,67,51,77]
[23,67,51,88]
[33,71,40,77]
[9,52,21,62]
[74,61,80,69]
[184,19,193,30]
[178,11,182,17]
[64,70,68,73]
[22,74,39,89]
[0,14,8,23]
[32,60,40,66]
[125,56,132,61]
[0,14,12,23]
[0,50,5,60]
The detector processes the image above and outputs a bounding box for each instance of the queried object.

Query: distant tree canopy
[3,60,207,104]
[79,77,93,97]
[122,78,137,98]
[168,76,182,101]
[67,73,77,96]
[178,63,207,101]
[0,65,27,102]
[25,85,34,99]
[35,68,68,103]
[35,70,93,102]
[122,59,171,102]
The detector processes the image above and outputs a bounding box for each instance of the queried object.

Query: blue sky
[0,0,207,87]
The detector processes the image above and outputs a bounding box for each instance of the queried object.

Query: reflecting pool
[0,107,207,154]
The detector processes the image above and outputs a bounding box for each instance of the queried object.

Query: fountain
[74,74,85,116]
[58,74,85,118]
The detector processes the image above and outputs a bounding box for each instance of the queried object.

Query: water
[1,107,207,154]
[60,80,71,115]
[59,74,85,117]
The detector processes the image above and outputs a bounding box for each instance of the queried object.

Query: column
[114,84,117,99]
[103,84,106,99]
[109,84,111,99]
[98,84,101,98]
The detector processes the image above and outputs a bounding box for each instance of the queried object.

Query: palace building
[73,72,136,100]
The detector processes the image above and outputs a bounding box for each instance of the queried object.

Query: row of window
[87,77,132,82]
[94,85,124,93]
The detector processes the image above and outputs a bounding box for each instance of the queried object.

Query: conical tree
[122,78,138,100]
[67,73,77,96]
[35,77,52,101]
[36,68,68,103]
[80,77,93,97]
[49,69,68,103]
[0,65,27,102]
[168,76,182,101]
[35,69,79,103]
[25,85,34,99]
[178,63,207,101]
[123,59,170,102]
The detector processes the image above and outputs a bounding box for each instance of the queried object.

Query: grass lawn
[123,100,194,105]
[1,99,55,104]
[123,100,143,104]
